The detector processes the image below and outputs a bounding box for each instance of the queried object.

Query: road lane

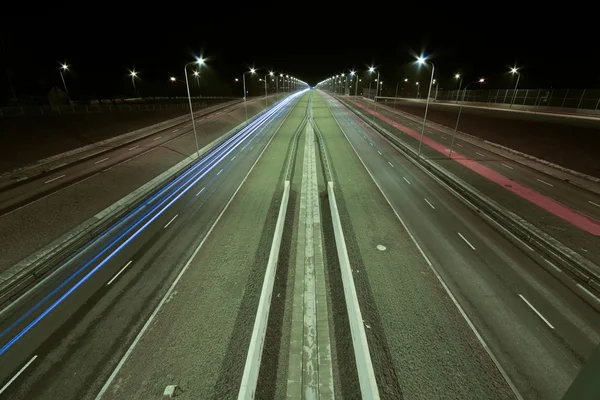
[0,92,306,399]
[320,92,600,399]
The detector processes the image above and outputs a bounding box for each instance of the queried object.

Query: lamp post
[262,74,268,107]
[454,73,463,102]
[129,70,137,97]
[242,67,256,100]
[270,71,277,101]
[193,70,200,96]
[509,67,521,107]
[449,78,485,158]
[351,71,359,96]
[59,63,71,102]
[416,56,435,156]
[184,57,206,158]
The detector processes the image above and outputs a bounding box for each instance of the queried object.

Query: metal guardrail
[337,96,600,311]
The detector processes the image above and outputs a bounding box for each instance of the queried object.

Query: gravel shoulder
[100,95,308,399]
[314,92,514,399]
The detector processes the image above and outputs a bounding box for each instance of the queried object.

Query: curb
[338,97,600,311]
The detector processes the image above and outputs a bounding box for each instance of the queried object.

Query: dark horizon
[2,8,598,102]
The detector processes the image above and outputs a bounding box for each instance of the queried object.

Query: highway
[319,92,600,399]
[1,89,598,399]
[0,91,305,399]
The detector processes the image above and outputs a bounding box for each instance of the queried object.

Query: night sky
[1,7,598,103]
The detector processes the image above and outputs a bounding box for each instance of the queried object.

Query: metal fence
[0,96,238,118]
[434,88,600,111]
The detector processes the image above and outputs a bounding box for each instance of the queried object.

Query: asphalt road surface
[0,91,306,399]
[320,92,600,399]
[0,97,280,273]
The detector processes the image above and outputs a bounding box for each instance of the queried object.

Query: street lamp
[129,70,138,97]
[243,68,256,100]
[270,71,278,100]
[454,73,463,102]
[184,56,206,158]
[350,71,359,96]
[170,76,176,82]
[416,55,435,156]
[449,78,485,158]
[193,70,200,95]
[509,67,521,107]
[59,63,71,102]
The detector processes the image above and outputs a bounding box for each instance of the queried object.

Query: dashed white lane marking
[388,161,394,168]
[476,152,485,157]
[94,157,109,164]
[370,142,373,146]
[217,169,223,176]
[456,143,464,147]
[196,187,205,196]
[537,178,554,187]
[44,174,66,184]
[184,123,192,127]
[232,156,236,161]
[164,214,178,229]
[363,135,367,139]
[107,261,133,286]
[588,200,600,208]
[440,136,447,140]
[457,232,476,250]
[424,198,435,209]
[519,294,555,329]
[0,355,38,395]
[403,177,410,184]
[501,163,514,169]
[128,145,139,151]
[172,129,179,133]
[153,136,162,141]
[377,151,382,155]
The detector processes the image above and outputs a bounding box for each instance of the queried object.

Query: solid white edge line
[518,294,555,330]
[163,214,178,229]
[424,198,435,209]
[326,96,524,400]
[402,177,410,184]
[536,178,554,187]
[44,174,66,184]
[94,157,109,164]
[238,181,290,399]
[457,232,476,250]
[501,163,514,170]
[94,93,297,400]
[0,355,38,395]
[106,260,133,286]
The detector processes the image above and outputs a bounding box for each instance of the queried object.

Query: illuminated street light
[242,67,256,100]
[350,70,359,96]
[416,55,436,156]
[129,70,138,96]
[509,67,521,107]
[59,63,71,102]
[183,56,207,158]
[449,78,485,158]
[170,76,176,82]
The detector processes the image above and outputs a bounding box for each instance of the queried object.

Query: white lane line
[403,176,410,184]
[377,151,382,155]
[369,142,373,146]
[501,163,514,170]
[44,174,66,184]
[128,145,139,151]
[164,214,178,229]
[589,200,600,208]
[94,157,109,164]
[537,178,554,187]
[576,284,600,304]
[107,261,133,286]
[456,143,464,147]
[519,294,555,329]
[217,169,223,176]
[388,161,394,168]
[172,129,179,133]
[476,152,485,157]
[184,123,192,127]
[232,156,236,161]
[196,187,205,196]
[0,355,38,395]
[440,136,447,140]
[457,232,476,250]
[153,136,162,141]
[363,135,367,139]
[424,198,435,209]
